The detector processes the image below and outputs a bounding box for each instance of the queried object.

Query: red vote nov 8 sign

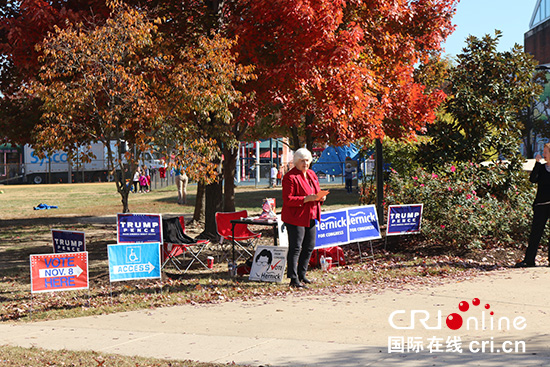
[30,252,89,293]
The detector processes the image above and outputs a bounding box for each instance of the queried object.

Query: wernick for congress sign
[30,252,89,293]
[316,205,381,249]
[386,204,423,236]
[117,213,162,244]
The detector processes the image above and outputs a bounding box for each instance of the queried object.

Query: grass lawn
[0,180,360,220]
[0,180,499,366]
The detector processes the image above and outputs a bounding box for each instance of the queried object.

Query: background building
[525,0,550,65]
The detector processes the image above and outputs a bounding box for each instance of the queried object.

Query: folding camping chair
[161,216,211,273]
[215,210,261,263]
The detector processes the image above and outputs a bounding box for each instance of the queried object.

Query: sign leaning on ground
[30,252,89,293]
[315,205,381,249]
[52,229,86,253]
[107,242,161,282]
[249,245,288,283]
[117,213,163,244]
[386,204,423,236]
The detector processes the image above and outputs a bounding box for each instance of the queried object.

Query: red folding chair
[215,210,261,263]
[161,216,211,273]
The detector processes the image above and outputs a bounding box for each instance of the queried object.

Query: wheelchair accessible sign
[108,242,161,282]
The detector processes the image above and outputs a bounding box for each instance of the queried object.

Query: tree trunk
[116,165,133,213]
[193,181,206,223]
[304,112,315,152]
[290,126,301,151]
[204,178,223,238]
[121,190,130,213]
[203,155,223,238]
[223,145,237,212]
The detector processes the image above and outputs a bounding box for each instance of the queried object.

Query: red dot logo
[485,304,491,310]
[472,298,480,306]
[459,301,469,312]
[446,313,463,330]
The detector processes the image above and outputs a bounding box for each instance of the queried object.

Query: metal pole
[255,141,260,187]
[236,142,241,183]
[269,138,273,187]
[375,139,384,225]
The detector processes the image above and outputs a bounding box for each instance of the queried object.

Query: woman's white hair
[293,148,313,165]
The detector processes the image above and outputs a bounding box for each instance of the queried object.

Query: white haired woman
[281,148,326,288]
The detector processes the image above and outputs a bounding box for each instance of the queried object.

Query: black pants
[525,204,550,263]
[345,178,353,193]
[286,220,316,281]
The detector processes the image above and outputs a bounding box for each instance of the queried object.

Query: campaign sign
[249,245,288,283]
[52,229,86,253]
[315,205,381,249]
[30,252,89,293]
[276,215,289,247]
[117,213,162,244]
[347,205,382,242]
[316,209,349,248]
[108,242,161,282]
[387,204,423,236]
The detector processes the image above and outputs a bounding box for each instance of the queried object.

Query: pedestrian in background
[345,163,355,194]
[132,167,140,193]
[270,164,278,187]
[174,162,188,205]
[516,142,550,267]
[142,165,151,192]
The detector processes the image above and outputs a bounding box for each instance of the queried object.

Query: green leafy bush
[384,162,536,251]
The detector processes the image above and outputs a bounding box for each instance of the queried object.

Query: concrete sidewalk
[1,268,550,366]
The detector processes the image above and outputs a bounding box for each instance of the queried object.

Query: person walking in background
[138,169,148,193]
[281,148,326,288]
[132,167,140,193]
[344,163,355,194]
[276,166,283,186]
[270,164,278,187]
[174,162,188,205]
[142,165,151,192]
[516,142,550,267]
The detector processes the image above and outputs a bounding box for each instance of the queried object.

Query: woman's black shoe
[289,280,307,288]
[514,261,535,268]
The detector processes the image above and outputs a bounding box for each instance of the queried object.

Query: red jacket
[281,167,322,227]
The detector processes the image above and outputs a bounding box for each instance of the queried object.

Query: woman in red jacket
[282,148,326,288]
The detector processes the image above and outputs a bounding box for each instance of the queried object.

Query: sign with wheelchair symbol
[127,246,141,262]
[107,242,161,282]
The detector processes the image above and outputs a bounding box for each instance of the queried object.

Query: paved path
[1,268,550,366]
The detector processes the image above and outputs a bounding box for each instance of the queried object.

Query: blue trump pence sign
[386,204,423,236]
[315,205,381,249]
[52,229,86,253]
[108,242,161,282]
[117,213,162,243]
